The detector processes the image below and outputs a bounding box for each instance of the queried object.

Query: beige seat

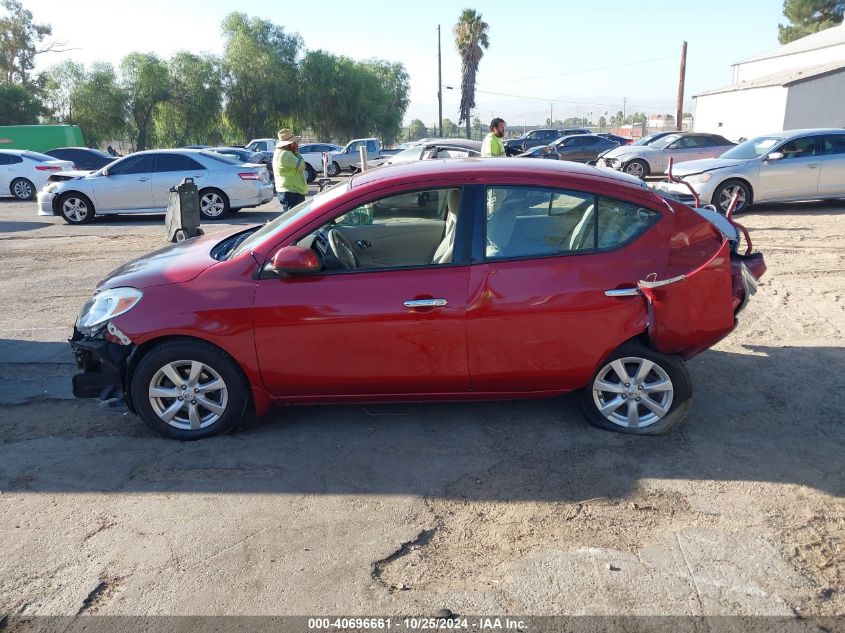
[432,189,461,264]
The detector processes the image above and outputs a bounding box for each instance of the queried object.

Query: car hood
[97,229,237,291]
[602,146,655,160]
[670,157,752,176]
[51,170,95,180]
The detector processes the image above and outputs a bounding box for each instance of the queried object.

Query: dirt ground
[0,190,843,621]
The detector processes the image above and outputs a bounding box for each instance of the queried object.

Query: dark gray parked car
[551,134,619,163]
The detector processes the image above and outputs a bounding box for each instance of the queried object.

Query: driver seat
[432,189,461,264]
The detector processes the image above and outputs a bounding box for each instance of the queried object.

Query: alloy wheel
[719,185,747,212]
[62,197,89,222]
[624,162,645,178]
[148,360,229,430]
[13,180,33,200]
[592,357,674,429]
[200,192,225,218]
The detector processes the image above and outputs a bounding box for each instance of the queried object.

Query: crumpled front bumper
[69,327,134,402]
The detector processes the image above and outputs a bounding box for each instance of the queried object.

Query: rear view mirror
[766,151,784,161]
[270,245,321,276]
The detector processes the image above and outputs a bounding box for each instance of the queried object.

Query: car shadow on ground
[741,199,845,217]
[1,341,843,501]
[0,220,54,233]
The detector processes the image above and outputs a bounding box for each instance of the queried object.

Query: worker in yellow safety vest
[481,118,506,157]
[273,128,308,211]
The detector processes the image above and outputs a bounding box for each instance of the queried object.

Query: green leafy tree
[121,53,170,150]
[454,9,489,139]
[0,81,41,123]
[360,58,410,144]
[0,0,64,86]
[221,12,302,141]
[778,0,844,43]
[471,115,483,140]
[43,60,83,123]
[597,116,607,131]
[441,118,459,137]
[408,118,427,140]
[74,63,127,148]
[154,52,223,147]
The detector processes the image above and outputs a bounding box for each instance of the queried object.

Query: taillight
[36,165,63,171]
[238,172,261,180]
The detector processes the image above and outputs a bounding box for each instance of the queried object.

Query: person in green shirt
[272,128,308,211]
[481,117,506,157]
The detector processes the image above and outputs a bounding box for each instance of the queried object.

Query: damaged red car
[70,159,765,439]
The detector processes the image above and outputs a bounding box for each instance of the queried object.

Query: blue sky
[29,0,786,126]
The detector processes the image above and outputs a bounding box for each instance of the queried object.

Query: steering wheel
[327,229,360,270]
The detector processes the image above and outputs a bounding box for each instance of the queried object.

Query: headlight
[77,287,143,336]
[683,173,713,184]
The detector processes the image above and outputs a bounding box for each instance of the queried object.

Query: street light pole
[437,25,443,137]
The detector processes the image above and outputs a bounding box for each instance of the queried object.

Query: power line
[472,87,677,111]
[476,54,677,85]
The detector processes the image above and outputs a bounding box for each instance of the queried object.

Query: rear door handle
[808,164,820,169]
[404,298,447,308]
[137,177,149,182]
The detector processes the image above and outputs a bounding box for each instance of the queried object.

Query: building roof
[694,61,845,97]
[735,23,845,65]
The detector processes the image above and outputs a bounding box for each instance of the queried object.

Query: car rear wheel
[198,188,230,220]
[327,161,340,177]
[713,179,752,215]
[11,178,35,200]
[58,192,95,224]
[580,342,692,435]
[623,159,649,179]
[131,339,249,440]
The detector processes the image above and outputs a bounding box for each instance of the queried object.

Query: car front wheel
[580,343,692,435]
[58,192,95,224]
[623,159,649,179]
[131,339,249,440]
[326,161,340,177]
[11,178,35,200]
[713,179,752,215]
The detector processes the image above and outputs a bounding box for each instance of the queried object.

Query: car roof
[755,128,845,137]
[352,157,647,190]
[419,138,482,150]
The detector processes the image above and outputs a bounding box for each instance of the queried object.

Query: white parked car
[298,142,342,173]
[0,150,75,201]
[37,149,274,224]
[656,128,845,213]
[596,133,735,178]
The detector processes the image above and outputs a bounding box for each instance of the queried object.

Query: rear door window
[0,153,22,165]
[366,140,378,153]
[820,135,845,156]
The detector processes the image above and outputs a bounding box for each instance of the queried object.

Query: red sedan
[71,159,765,440]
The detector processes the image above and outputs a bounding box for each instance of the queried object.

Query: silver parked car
[37,149,274,224]
[656,129,845,213]
[596,133,735,178]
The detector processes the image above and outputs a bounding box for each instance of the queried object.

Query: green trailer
[0,125,85,152]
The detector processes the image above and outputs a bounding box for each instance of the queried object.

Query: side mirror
[269,246,321,276]
[766,151,784,161]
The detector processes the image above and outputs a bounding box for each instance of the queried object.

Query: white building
[693,23,845,140]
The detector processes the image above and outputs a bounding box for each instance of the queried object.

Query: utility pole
[676,41,688,131]
[623,97,627,122]
[437,25,443,137]
[550,103,553,126]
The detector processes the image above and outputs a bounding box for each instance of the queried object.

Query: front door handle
[808,164,820,169]
[403,298,447,308]
[137,177,149,182]
[605,288,642,297]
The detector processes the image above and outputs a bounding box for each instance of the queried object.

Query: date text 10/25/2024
[307,618,527,630]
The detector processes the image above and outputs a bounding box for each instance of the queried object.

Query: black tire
[130,338,249,440]
[305,163,316,184]
[11,177,35,201]
[327,161,341,177]
[198,188,230,220]
[580,342,692,435]
[712,179,752,215]
[174,229,188,242]
[623,159,649,179]
[57,192,95,224]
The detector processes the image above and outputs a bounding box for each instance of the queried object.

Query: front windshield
[230,180,351,258]
[719,136,784,160]
[649,134,682,150]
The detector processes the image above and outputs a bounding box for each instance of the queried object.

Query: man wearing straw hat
[272,128,308,212]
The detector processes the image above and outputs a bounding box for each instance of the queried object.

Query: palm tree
[453,9,489,139]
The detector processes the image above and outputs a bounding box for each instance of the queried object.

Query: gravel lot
[0,188,843,620]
